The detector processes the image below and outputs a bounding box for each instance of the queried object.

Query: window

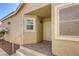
[24,17,35,32]
[26,20,34,30]
[55,4,79,41]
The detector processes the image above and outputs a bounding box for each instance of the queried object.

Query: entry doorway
[43,17,51,41]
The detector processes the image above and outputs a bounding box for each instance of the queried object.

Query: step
[15,49,34,56]
[12,53,21,56]
[19,46,47,56]
[11,50,21,56]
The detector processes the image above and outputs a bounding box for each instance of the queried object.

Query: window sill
[55,35,79,41]
[24,30,35,32]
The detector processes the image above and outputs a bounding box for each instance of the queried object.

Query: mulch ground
[0,40,20,55]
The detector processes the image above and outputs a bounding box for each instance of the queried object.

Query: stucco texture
[52,4,79,56]
[2,3,50,45]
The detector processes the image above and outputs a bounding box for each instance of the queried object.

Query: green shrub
[0,29,8,39]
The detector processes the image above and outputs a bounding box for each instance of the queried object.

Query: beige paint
[2,3,50,45]
[52,4,79,56]
[53,40,79,56]
[36,16,43,42]
[3,3,79,56]
[3,12,23,44]
[26,4,51,18]
[43,17,51,41]
[23,15,43,44]
[23,4,51,44]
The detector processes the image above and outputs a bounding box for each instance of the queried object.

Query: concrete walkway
[0,48,8,56]
[23,40,51,56]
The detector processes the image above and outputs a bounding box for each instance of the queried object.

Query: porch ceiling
[26,4,51,18]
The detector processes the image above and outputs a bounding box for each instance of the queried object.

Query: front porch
[16,4,52,56]
[15,40,52,56]
[23,40,52,56]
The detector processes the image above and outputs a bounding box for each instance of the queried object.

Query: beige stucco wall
[53,40,79,56]
[36,16,43,42]
[52,3,79,56]
[23,3,51,44]
[3,3,79,56]
[43,17,51,41]
[23,15,37,44]
[2,3,50,45]
[22,3,50,44]
[23,15,43,44]
[3,10,24,44]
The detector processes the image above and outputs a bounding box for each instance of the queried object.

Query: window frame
[24,17,35,32]
[54,3,79,41]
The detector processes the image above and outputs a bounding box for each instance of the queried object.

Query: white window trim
[54,3,79,41]
[24,17,35,32]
